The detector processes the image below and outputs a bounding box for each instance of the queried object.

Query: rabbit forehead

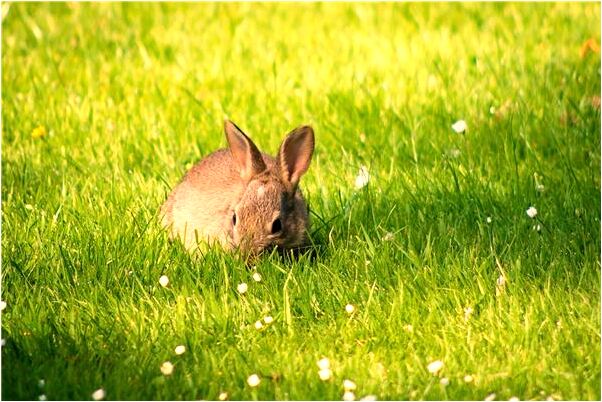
[237,179,285,217]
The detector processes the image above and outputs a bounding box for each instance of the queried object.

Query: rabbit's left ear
[278,126,314,191]
[225,120,267,181]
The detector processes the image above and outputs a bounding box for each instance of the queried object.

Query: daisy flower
[355,166,370,189]
[451,120,467,134]
[246,374,260,387]
[427,360,444,375]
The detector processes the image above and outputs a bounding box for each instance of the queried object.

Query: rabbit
[160,120,315,256]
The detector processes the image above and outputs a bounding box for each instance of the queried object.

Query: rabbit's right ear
[278,125,315,192]
[225,120,267,181]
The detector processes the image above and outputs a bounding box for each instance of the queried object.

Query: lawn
[1,2,600,401]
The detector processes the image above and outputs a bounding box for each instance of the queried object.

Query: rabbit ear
[225,120,267,181]
[278,126,315,191]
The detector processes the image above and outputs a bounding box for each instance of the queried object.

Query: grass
[1,2,600,401]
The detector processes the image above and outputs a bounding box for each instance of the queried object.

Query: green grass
[2,2,600,401]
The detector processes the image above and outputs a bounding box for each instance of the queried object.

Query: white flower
[343,391,356,401]
[0,300,6,311]
[252,272,262,282]
[0,339,5,347]
[452,120,468,133]
[92,388,106,401]
[360,395,377,401]
[174,345,186,355]
[38,379,45,388]
[464,307,474,321]
[254,320,263,330]
[485,393,496,401]
[509,397,520,402]
[343,379,357,391]
[496,275,506,287]
[247,374,261,387]
[355,165,370,189]
[439,377,449,386]
[263,316,274,324]
[489,106,496,115]
[317,357,331,370]
[463,374,474,383]
[318,368,333,381]
[218,392,228,401]
[159,275,169,287]
[237,283,248,294]
[345,304,355,314]
[526,206,537,218]
[160,361,174,375]
[486,217,492,223]
[535,184,545,193]
[427,360,444,374]
[39,395,47,401]
[25,204,34,211]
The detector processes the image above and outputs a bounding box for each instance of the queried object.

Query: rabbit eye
[271,218,282,234]
[232,213,237,226]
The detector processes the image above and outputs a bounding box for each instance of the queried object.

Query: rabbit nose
[237,236,263,255]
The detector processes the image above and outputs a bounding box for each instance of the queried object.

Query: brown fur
[160,121,314,255]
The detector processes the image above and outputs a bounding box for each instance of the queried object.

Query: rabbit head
[225,121,314,256]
